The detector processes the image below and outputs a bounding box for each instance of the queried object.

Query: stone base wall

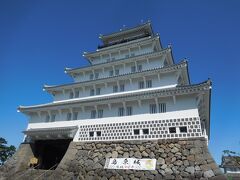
[0,138,226,180]
[53,138,225,180]
[0,143,34,180]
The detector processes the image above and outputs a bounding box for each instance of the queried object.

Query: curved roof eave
[19,80,211,113]
[100,22,153,42]
[44,60,188,92]
[65,46,170,76]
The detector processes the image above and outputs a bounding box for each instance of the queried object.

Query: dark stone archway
[34,139,72,170]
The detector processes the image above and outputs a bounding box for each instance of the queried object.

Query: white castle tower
[18,22,211,145]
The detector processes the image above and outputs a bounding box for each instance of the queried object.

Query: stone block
[203,170,215,178]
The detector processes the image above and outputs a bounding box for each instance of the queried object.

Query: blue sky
[0,0,240,164]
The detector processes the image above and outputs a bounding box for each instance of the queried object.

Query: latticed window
[115,69,119,76]
[91,110,96,119]
[90,89,94,96]
[139,81,144,89]
[73,112,78,120]
[131,66,136,73]
[90,73,94,80]
[113,85,118,93]
[98,109,103,118]
[95,73,99,79]
[96,88,101,95]
[159,103,166,113]
[126,106,132,116]
[69,92,74,99]
[118,107,124,116]
[142,129,149,135]
[109,70,114,76]
[150,104,157,114]
[120,84,125,92]
[45,115,50,122]
[97,131,101,136]
[134,129,140,135]
[67,113,72,121]
[180,126,187,133]
[51,114,56,122]
[89,131,94,137]
[146,80,152,88]
[138,64,142,71]
[75,90,79,98]
[169,127,176,133]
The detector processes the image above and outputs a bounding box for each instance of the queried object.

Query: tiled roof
[221,156,240,168]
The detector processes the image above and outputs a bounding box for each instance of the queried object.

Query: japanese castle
[18,22,211,144]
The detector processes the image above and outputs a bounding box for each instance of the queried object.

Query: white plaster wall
[73,55,164,83]
[29,94,198,124]
[53,71,177,101]
[90,42,154,65]
[28,108,199,129]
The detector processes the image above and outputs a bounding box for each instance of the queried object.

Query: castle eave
[45,60,187,93]
[23,126,78,140]
[66,47,170,75]
[19,80,211,113]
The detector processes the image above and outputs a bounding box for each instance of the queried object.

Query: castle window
[159,103,166,113]
[113,85,118,93]
[169,127,176,133]
[98,109,103,118]
[133,129,140,135]
[150,104,157,114]
[96,131,101,136]
[139,81,144,89]
[115,69,119,76]
[138,64,142,71]
[131,66,136,73]
[89,132,94,137]
[51,114,56,122]
[179,126,187,133]
[96,88,101,95]
[109,70,114,76]
[67,113,72,121]
[126,106,132,116]
[90,73,94,80]
[120,84,125,92]
[90,89,94,96]
[91,110,96,119]
[146,80,152,88]
[69,92,74,99]
[45,115,50,122]
[73,112,78,120]
[95,73,99,79]
[75,90,79,98]
[142,129,149,135]
[118,107,124,116]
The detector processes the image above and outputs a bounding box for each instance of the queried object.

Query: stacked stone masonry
[0,138,226,180]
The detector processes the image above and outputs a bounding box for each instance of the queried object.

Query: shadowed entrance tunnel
[34,139,72,170]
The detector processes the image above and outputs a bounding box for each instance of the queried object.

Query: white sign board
[104,158,156,170]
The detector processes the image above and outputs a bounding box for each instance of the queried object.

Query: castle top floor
[98,22,154,49]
